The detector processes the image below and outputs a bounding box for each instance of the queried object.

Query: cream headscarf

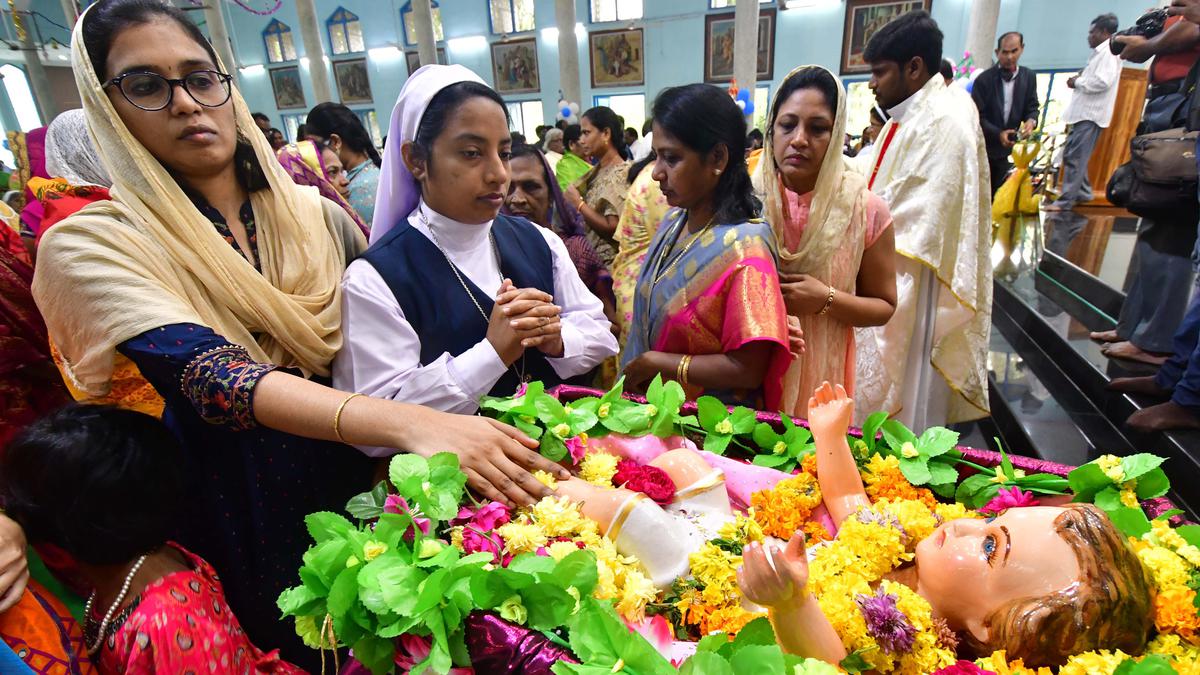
[754,65,873,417]
[755,64,866,274]
[32,5,362,396]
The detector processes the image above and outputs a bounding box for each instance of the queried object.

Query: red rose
[613,460,676,505]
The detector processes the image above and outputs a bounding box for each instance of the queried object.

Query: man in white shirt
[629,119,654,162]
[1046,13,1122,210]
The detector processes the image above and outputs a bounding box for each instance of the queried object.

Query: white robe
[334,200,618,455]
[854,77,993,427]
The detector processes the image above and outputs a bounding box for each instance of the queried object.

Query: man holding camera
[1044,14,1122,211]
[972,32,1040,194]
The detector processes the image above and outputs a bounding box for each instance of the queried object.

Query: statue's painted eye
[982,534,998,565]
[984,516,996,524]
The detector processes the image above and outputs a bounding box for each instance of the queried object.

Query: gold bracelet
[817,285,835,316]
[333,392,363,443]
[577,199,587,212]
[680,355,693,385]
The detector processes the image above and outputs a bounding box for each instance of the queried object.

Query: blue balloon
[561,106,572,118]
[965,80,974,94]
[735,88,751,104]
[743,101,755,117]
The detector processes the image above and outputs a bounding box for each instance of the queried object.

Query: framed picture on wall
[491,38,540,94]
[269,65,306,109]
[703,8,776,84]
[334,58,373,104]
[841,0,932,74]
[589,28,644,88]
[405,48,449,74]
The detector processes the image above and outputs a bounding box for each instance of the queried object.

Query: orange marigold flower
[1155,586,1200,641]
[751,473,822,540]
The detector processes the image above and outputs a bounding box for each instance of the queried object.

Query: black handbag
[1107,128,1199,222]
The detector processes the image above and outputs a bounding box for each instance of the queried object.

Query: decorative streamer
[229,0,283,16]
[9,0,25,43]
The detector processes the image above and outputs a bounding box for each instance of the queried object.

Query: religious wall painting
[589,28,644,88]
[491,38,540,95]
[841,0,932,74]
[704,8,775,84]
[269,65,306,109]
[333,58,373,104]
[405,48,449,75]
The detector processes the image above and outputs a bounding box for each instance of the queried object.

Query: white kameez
[853,77,993,426]
[334,200,618,454]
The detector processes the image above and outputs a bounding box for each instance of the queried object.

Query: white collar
[411,199,494,252]
[887,76,941,123]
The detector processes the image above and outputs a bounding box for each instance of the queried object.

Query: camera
[1110,8,1169,55]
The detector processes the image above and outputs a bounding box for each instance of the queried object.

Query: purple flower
[979,486,1039,517]
[565,436,587,465]
[855,587,917,654]
[856,508,908,542]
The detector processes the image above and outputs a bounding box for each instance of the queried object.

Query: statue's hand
[738,533,809,608]
[807,381,854,441]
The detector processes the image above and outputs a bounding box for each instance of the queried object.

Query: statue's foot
[1126,402,1200,433]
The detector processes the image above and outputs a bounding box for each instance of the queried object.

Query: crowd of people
[6,0,1192,671]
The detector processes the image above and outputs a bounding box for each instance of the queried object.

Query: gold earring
[714,169,722,175]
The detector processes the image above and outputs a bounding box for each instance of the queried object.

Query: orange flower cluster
[1155,586,1200,642]
[862,454,940,509]
[677,591,763,635]
[750,471,824,541]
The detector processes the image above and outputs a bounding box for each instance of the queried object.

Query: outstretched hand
[738,532,809,608]
[807,381,854,441]
[0,514,28,612]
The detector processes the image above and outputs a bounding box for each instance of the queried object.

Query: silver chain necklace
[420,209,528,391]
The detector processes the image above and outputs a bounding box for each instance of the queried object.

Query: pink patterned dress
[88,544,304,674]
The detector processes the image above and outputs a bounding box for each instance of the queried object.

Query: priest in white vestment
[853,10,992,428]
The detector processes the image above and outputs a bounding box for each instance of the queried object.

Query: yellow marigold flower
[1178,544,1200,568]
[864,453,900,478]
[532,470,558,490]
[1135,540,1192,589]
[532,496,586,538]
[934,502,976,522]
[900,441,919,458]
[1097,454,1126,483]
[498,594,528,625]
[615,568,657,622]
[975,650,1052,675]
[715,418,734,435]
[1058,649,1131,675]
[362,540,388,561]
[546,540,582,561]
[450,526,464,549]
[772,440,787,455]
[717,512,764,546]
[579,452,620,487]
[497,520,548,554]
[1120,487,1140,508]
[702,605,764,636]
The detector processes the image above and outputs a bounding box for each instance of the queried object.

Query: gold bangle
[333,392,363,443]
[680,355,693,385]
[577,199,587,212]
[817,285,835,316]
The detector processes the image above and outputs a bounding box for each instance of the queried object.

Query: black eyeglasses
[103,70,233,111]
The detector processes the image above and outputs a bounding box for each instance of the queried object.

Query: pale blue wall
[220,0,1159,133]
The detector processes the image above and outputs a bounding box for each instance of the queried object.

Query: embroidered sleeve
[179,345,277,430]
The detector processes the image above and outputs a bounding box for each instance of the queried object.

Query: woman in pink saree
[620,84,790,409]
[275,139,368,236]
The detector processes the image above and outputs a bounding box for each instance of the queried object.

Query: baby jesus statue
[553,383,1156,669]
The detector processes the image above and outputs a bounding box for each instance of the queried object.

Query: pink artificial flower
[565,436,587,465]
[383,495,431,540]
[394,634,473,674]
[460,526,504,564]
[454,501,511,531]
[625,615,674,659]
[979,486,1039,517]
[933,662,997,675]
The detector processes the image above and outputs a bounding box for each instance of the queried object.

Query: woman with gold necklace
[621,84,791,408]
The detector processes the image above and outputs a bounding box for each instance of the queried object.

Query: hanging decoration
[9,0,25,43]
[556,97,580,125]
[229,0,283,16]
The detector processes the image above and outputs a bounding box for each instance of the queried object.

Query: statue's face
[914,507,1080,642]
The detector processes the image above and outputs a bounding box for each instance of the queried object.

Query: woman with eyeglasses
[32,1,554,667]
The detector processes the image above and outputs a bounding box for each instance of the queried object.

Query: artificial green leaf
[523,582,574,630]
[730,407,758,434]
[752,454,793,468]
[839,648,874,673]
[678,651,735,675]
[1113,654,1177,675]
[954,473,996,509]
[535,393,569,424]
[730,645,784,674]
[879,419,916,450]
[704,432,733,455]
[508,553,557,576]
[1176,524,1200,549]
[752,422,781,452]
[298,565,329,595]
[514,416,545,439]
[930,479,957,499]
[998,444,1016,481]
[897,456,932,485]
[353,635,395,675]
[327,566,362,616]
[277,585,321,616]
[1068,463,1112,503]
[730,617,775,648]
[1156,509,1186,521]
[554,549,600,596]
[1109,506,1153,538]
[927,460,959,486]
[345,482,389,521]
[540,433,569,462]
[1121,454,1166,482]
[697,396,728,431]
[917,426,959,457]
[1135,468,1171,500]
[695,632,731,654]
[1094,486,1124,512]
[303,539,352,587]
[305,511,354,542]
[389,453,428,491]
[860,411,888,453]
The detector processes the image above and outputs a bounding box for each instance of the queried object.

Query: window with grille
[589,0,642,23]
[401,1,446,47]
[490,0,536,34]
[327,7,365,55]
[263,19,297,63]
